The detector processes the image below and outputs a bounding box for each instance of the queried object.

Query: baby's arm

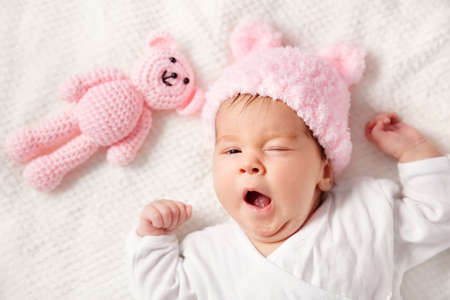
[126,200,195,300]
[366,112,450,270]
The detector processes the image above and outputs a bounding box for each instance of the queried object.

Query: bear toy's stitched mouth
[162,70,177,86]
[244,190,271,208]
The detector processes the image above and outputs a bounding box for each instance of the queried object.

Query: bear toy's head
[130,31,204,115]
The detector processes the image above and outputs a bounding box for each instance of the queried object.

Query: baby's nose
[240,162,265,175]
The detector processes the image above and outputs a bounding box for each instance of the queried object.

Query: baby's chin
[242,218,297,243]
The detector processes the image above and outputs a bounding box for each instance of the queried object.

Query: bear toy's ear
[318,43,366,87]
[177,88,205,116]
[229,17,283,60]
[147,31,177,49]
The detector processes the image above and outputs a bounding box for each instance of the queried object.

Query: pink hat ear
[318,43,366,86]
[147,31,177,49]
[229,17,283,60]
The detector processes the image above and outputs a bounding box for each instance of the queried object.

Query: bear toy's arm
[106,107,153,165]
[59,67,128,103]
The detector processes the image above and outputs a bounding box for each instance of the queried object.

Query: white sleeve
[378,154,450,271]
[125,228,197,300]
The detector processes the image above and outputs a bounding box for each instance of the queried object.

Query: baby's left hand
[365,112,442,162]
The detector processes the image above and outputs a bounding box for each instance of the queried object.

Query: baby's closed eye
[264,147,291,151]
[223,147,292,155]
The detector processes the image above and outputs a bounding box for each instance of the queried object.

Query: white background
[0,1,449,299]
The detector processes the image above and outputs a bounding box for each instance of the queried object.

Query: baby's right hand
[136,199,193,237]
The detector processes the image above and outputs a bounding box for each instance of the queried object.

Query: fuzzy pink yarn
[6,31,204,191]
[202,18,366,178]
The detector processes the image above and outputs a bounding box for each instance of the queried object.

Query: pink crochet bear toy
[6,31,204,191]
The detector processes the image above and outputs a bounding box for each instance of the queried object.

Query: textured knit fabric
[5,33,204,191]
[202,18,366,178]
[126,154,450,300]
[1,2,450,300]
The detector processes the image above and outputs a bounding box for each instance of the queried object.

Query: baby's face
[213,97,332,249]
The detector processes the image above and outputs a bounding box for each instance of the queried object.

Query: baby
[125,19,450,300]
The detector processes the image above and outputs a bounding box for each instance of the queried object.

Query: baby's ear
[318,159,334,191]
[318,43,366,86]
[147,31,177,49]
[229,17,283,60]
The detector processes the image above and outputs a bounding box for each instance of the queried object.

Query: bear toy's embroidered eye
[169,57,176,63]
[183,78,190,84]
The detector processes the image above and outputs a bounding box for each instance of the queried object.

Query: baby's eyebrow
[264,131,302,140]
[216,132,301,144]
[215,134,238,144]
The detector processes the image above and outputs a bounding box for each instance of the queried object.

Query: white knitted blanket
[1,1,449,299]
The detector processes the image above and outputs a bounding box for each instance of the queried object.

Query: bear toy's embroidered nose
[162,70,178,86]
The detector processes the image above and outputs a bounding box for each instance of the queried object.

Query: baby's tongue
[253,194,271,208]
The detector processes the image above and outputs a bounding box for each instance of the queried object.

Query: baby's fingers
[365,120,378,142]
[141,202,165,228]
[162,201,182,230]
[148,200,192,231]
[374,112,400,124]
[169,201,192,230]
[370,119,389,139]
[365,112,402,142]
[153,201,178,229]
[138,200,192,237]
[365,119,391,145]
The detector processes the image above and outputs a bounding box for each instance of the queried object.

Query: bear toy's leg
[23,134,99,191]
[6,110,80,163]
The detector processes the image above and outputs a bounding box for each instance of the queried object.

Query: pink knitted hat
[202,18,366,178]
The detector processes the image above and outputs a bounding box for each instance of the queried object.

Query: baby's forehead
[215,97,311,138]
[216,118,304,137]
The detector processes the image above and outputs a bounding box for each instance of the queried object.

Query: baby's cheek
[269,160,306,185]
[214,159,241,204]
[212,160,229,193]
[277,183,314,220]
[273,169,316,207]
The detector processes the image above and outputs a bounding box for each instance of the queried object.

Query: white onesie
[125,154,450,300]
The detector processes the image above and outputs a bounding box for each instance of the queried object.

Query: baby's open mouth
[244,190,272,209]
